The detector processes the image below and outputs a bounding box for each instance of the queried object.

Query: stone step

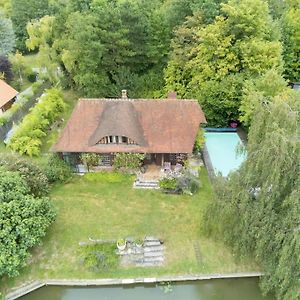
[144,256,164,263]
[143,245,164,252]
[144,251,163,258]
[144,241,161,247]
[144,236,158,241]
[136,261,163,267]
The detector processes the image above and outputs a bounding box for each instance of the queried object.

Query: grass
[1,169,258,293]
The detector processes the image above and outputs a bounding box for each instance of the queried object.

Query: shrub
[0,153,49,197]
[27,71,36,82]
[0,196,56,277]
[176,171,201,195]
[80,243,118,272]
[8,88,65,156]
[159,177,177,190]
[80,153,100,171]
[42,154,72,183]
[193,128,205,153]
[0,169,29,203]
[113,153,145,171]
[159,170,201,195]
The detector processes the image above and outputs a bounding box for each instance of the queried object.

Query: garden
[1,169,257,293]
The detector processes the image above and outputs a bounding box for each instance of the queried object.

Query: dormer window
[97,135,137,145]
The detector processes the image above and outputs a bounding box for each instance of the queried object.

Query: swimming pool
[204,132,246,176]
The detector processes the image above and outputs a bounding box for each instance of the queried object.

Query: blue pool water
[204,132,246,176]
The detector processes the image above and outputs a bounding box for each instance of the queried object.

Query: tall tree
[204,91,300,300]
[11,0,49,52]
[165,0,282,126]
[0,55,13,81]
[0,10,15,55]
[281,0,300,82]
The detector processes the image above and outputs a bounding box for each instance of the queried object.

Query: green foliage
[159,176,177,190]
[193,128,205,153]
[0,153,50,197]
[240,69,289,126]
[80,243,118,272]
[0,10,15,55]
[203,93,300,299]
[0,168,29,203]
[42,154,72,183]
[176,170,201,195]
[165,0,282,126]
[281,1,300,81]
[8,88,65,157]
[159,171,201,195]
[0,55,13,82]
[80,153,100,171]
[0,195,55,277]
[113,153,145,171]
[11,0,50,52]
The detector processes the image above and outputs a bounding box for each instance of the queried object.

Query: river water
[20,277,275,300]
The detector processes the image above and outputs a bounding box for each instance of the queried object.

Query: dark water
[20,278,275,300]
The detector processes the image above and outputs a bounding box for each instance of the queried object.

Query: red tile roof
[0,79,18,108]
[52,98,206,154]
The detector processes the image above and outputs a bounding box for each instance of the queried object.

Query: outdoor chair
[164,162,171,173]
[174,163,183,173]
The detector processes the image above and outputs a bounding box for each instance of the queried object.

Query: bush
[159,177,177,190]
[0,168,29,202]
[0,196,56,277]
[80,243,118,272]
[159,170,201,195]
[27,72,36,83]
[0,153,49,197]
[8,88,65,156]
[42,154,72,183]
[176,171,201,195]
[80,153,100,171]
[193,128,205,153]
[113,153,145,171]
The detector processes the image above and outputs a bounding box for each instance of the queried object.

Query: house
[52,91,206,169]
[0,79,18,115]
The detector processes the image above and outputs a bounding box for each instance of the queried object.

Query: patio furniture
[174,163,183,173]
[164,162,171,173]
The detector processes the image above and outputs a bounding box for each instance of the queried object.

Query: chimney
[168,91,177,99]
[121,89,127,99]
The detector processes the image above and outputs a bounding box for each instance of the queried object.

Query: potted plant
[117,238,126,251]
[135,238,144,248]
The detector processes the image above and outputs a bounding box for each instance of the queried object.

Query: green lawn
[1,169,257,292]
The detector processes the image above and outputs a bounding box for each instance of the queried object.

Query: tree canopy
[203,90,300,300]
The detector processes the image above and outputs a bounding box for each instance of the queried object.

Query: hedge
[8,88,65,156]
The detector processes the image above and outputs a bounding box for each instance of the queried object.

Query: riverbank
[6,272,263,300]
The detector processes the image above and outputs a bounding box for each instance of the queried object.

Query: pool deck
[5,272,263,300]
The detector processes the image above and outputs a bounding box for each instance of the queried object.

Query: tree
[0,55,13,81]
[203,92,300,299]
[165,0,282,126]
[0,10,15,55]
[26,15,59,83]
[11,0,49,52]
[9,51,26,85]
[239,69,289,126]
[0,154,50,197]
[0,194,55,277]
[281,0,300,82]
